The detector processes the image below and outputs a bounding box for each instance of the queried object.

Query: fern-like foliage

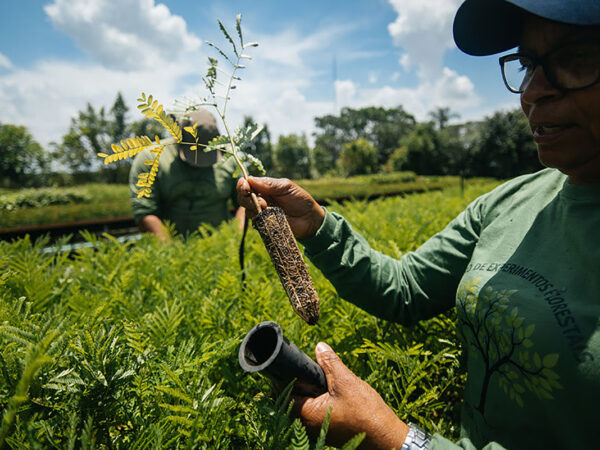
[96,14,263,198]
[174,14,263,180]
[313,407,331,450]
[340,433,367,450]
[0,331,56,446]
[0,186,496,447]
[288,407,364,450]
[123,319,150,355]
[144,299,185,348]
[135,140,164,198]
[137,93,182,142]
[98,135,156,164]
[289,419,310,450]
[96,94,178,198]
[206,124,266,177]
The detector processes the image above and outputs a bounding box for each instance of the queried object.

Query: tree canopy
[0,96,543,187]
[0,123,47,187]
[313,106,416,175]
[273,134,311,179]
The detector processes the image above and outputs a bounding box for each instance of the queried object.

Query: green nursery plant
[98,16,320,326]
[97,15,264,202]
[98,14,319,325]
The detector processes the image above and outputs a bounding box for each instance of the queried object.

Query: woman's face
[520,17,600,184]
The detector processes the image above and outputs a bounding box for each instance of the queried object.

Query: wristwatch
[401,423,432,450]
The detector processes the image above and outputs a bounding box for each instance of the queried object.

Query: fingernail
[316,342,332,354]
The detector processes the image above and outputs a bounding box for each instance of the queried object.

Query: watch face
[402,423,432,450]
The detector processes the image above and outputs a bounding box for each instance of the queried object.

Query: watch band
[400,423,432,450]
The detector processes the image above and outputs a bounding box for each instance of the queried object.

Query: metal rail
[0,216,138,243]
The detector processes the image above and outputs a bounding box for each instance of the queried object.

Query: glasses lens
[502,55,534,93]
[549,43,600,90]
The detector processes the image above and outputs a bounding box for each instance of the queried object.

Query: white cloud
[0,59,189,146]
[387,0,462,79]
[0,5,348,147]
[0,1,489,152]
[334,68,480,122]
[380,0,481,117]
[335,80,358,108]
[0,54,334,149]
[368,72,378,84]
[0,53,13,70]
[44,0,201,70]
[252,23,352,70]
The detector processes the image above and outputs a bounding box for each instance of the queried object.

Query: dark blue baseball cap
[453,0,600,56]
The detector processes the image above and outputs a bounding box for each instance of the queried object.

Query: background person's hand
[293,342,409,449]
[236,177,325,239]
[138,214,170,242]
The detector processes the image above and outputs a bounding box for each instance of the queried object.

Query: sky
[0,0,521,149]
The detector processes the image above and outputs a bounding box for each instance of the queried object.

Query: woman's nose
[521,65,561,105]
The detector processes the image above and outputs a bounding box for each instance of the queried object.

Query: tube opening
[244,325,279,366]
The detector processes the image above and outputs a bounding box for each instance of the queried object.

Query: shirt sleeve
[129,151,160,223]
[299,197,486,325]
[430,434,508,450]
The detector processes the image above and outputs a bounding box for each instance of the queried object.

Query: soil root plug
[252,207,320,325]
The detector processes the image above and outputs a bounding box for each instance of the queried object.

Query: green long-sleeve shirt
[300,168,600,449]
[129,140,239,235]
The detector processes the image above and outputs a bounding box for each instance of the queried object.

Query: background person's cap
[453,0,600,56]
[176,109,221,168]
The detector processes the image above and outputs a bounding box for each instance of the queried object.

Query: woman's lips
[532,124,576,145]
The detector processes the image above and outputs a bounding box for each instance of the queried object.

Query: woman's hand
[294,342,409,449]
[236,177,325,239]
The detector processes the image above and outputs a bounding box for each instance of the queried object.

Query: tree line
[0,93,542,188]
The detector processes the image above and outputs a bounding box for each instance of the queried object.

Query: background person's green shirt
[129,139,239,235]
[300,168,600,450]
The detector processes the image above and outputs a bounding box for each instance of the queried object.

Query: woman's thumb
[248,176,293,196]
[315,342,348,388]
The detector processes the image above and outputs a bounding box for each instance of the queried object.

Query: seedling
[98,15,320,325]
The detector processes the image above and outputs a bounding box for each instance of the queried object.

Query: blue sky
[0,0,520,147]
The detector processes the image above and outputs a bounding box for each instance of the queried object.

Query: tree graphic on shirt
[457,278,562,415]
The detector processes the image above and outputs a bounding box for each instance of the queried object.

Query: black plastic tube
[238,321,327,397]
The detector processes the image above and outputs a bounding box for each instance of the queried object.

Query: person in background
[237,0,600,448]
[129,109,244,241]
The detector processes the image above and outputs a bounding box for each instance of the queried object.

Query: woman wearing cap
[238,0,600,448]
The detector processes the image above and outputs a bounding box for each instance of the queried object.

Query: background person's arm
[138,214,169,242]
[234,206,246,231]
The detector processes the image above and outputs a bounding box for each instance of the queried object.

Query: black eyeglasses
[499,40,600,93]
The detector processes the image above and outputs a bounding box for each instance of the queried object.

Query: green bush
[384,146,410,173]
[0,184,130,228]
[297,172,460,200]
[337,138,378,176]
[0,188,91,211]
[0,180,501,447]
